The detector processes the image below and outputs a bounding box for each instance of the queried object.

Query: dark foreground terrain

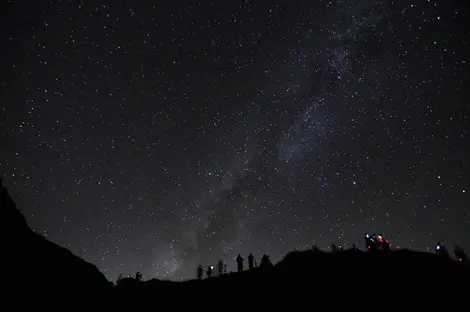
[2,179,468,298]
[1,180,111,292]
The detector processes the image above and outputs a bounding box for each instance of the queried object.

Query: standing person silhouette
[197,265,203,280]
[454,245,468,262]
[236,254,244,272]
[248,253,254,270]
[207,265,214,278]
[218,259,224,276]
[260,254,273,268]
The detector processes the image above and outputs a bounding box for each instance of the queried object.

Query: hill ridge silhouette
[2,178,468,295]
[1,179,111,290]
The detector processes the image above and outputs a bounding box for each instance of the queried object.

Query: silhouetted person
[218,259,224,276]
[382,239,391,251]
[135,272,142,281]
[351,243,361,252]
[223,263,227,274]
[207,265,214,278]
[364,234,372,250]
[248,253,254,270]
[197,264,203,280]
[364,233,379,251]
[331,243,340,253]
[454,245,468,263]
[436,242,451,258]
[260,254,273,268]
[236,254,244,272]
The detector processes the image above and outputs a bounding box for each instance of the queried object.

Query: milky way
[1,0,469,280]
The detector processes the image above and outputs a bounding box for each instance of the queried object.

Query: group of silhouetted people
[197,252,274,279]
[435,241,468,262]
[325,234,469,266]
[196,235,469,280]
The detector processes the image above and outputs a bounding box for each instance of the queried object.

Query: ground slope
[1,180,110,291]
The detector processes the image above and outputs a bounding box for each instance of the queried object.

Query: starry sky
[1,0,469,281]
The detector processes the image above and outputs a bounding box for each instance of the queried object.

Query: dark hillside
[2,178,467,297]
[1,179,111,291]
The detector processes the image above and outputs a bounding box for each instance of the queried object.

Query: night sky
[1,0,469,281]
